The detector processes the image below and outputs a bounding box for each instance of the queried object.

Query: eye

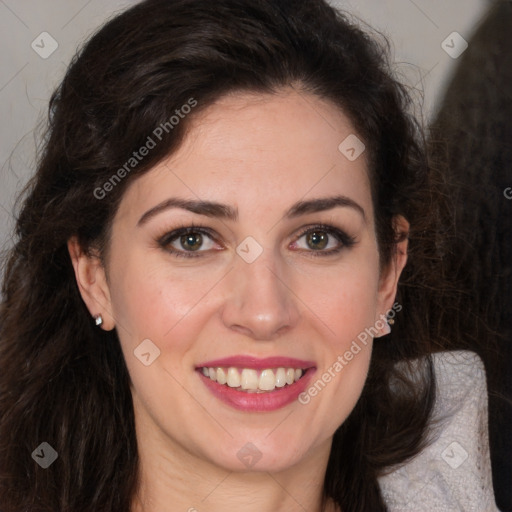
[158,226,221,257]
[291,225,355,255]
[300,231,332,251]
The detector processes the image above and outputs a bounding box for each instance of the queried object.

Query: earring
[388,318,395,326]
[382,321,391,336]
[94,315,103,327]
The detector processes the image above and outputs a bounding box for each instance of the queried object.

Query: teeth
[240,369,258,390]
[259,369,276,391]
[275,367,287,388]
[227,367,241,388]
[201,366,305,392]
[216,367,227,385]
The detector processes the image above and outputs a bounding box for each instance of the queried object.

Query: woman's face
[73,89,406,473]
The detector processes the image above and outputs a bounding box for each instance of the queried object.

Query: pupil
[181,233,202,251]
[307,231,327,250]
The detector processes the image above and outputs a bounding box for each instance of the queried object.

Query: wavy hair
[0,1,444,510]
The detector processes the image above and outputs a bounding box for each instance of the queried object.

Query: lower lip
[198,369,316,412]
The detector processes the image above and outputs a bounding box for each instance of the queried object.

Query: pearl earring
[94,315,103,327]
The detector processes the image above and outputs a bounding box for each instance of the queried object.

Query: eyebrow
[137,198,238,225]
[286,195,366,222]
[137,194,366,226]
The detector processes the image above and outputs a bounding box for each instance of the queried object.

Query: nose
[220,250,300,341]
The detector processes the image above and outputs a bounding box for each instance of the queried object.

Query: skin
[69,88,408,512]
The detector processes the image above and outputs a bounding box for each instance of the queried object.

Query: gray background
[0,0,489,253]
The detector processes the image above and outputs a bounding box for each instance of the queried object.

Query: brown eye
[179,233,203,251]
[291,224,356,256]
[305,231,329,250]
[158,227,219,257]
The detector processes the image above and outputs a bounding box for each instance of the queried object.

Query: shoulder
[378,350,499,512]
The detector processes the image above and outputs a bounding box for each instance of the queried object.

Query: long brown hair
[0,1,445,510]
[429,1,512,508]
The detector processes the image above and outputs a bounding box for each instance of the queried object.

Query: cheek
[294,253,379,424]
[302,257,381,344]
[111,255,213,339]
[109,239,381,354]
[109,258,217,408]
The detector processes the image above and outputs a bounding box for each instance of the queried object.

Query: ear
[67,237,116,331]
[374,215,409,336]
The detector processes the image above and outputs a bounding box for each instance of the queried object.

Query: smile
[196,356,316,411]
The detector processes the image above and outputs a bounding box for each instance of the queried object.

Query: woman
[0,0,487,510]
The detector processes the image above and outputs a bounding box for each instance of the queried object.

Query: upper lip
[196,356,316,370]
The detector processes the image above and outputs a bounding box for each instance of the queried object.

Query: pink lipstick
[196,356,316,412]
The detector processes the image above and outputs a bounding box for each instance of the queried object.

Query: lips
[196,356,316,412]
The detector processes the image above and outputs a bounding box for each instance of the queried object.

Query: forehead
[118,89,373,224]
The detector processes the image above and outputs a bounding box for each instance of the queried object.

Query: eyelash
[157,223,219,259]
[156,223,356,259]
[294,224,356,256]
